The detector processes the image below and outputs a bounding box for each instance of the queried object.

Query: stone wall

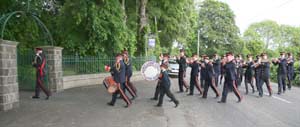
[63,72,143,90]
[0,40,19,111]
[39,46,64,92]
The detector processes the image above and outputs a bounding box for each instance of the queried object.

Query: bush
[293,62,300,86]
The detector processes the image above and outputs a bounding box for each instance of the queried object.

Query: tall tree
[197,0,242,56]
[57,0,134,56]
[244,20,280,50]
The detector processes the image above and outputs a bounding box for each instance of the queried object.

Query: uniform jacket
[224,61,237,81]
[273,58,287,75]
[176,56,187,72]
[159,70,171,89]
[123,57,133,77]
[203,62,215,80]
[260,61,270,79]
[111,61,126,84]
[244,61,254,78]
[213,59,221,75]
[189,61,200,77]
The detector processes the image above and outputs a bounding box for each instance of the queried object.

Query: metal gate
[17,50,48,91]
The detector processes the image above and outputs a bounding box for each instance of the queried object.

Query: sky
[218,0,300,33]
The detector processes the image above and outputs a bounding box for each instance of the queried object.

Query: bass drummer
[107,53,131,108]
[151,53,169,100]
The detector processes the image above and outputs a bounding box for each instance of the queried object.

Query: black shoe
[124,104,130,108]
[156,104,162,107]
[32,96,40,99]
[277,92,281,95]
[237,98,242,103]
[131,96,136,100]
[269,92,272,97]
[150,97,158,100]
[218,101,226,103]
[202,96,207,99]
[185,88,189,92]
[45,96,50,100]
[174,101,179,108]
[107,102,114,106]
[252,89,255,93]
[187,93,193,96]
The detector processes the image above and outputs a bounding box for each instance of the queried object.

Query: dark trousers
[203,78,220,98]
[245,76,255,93]
[200,78,205,88]
[236,73,243,87]
[35,71,51,97]
[124,75,137,98]
[111,83,131,105]
[214,73,220,87]
[277,74,287,93]
[220,80,242,102]
[157,86,178,105]
[219,74,224,85]
[189,75,202,95]
[287,73,293,89]
[258,77,272,96]
[178,71,188,92]
[255,75,261,91]
[153,81,160,99]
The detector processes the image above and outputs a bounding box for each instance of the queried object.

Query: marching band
[103,49,297,108]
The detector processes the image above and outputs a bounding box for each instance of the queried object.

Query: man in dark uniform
[254,55,262,92]
[257,53,272,97]
[218,52,242,103]
[187,53,203,96]
[200,55,206,88]
[219,55,227,85]
[122,50,137,99]
[176,49,189,92]
[212,54,221,87]
[202,56,220,98]
[151,53,169,100]
[287,53,295,90]
[32,48,51,100]
[107,54,131,107]
[243,54,255,94]
[272,52,288,95]
[235,54,244,87]
[156,64,179,107]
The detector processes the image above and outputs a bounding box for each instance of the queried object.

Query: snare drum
[103,76,118,94]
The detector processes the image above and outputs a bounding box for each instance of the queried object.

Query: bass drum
[141,61,161,81]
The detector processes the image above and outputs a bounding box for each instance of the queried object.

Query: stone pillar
[39,46,64,92]
[0,40,19,111]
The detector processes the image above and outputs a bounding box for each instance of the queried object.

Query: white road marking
[264,93,292,104]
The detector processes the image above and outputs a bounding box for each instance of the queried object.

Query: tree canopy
[0,0,299,58]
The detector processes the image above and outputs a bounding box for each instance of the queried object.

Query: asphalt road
[0,72,300,127]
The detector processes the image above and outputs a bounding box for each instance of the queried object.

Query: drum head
[141,61,161,81]
[108,85,117,94]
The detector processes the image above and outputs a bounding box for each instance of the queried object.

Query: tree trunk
[136,0,148,55]
[121,0,127,24]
